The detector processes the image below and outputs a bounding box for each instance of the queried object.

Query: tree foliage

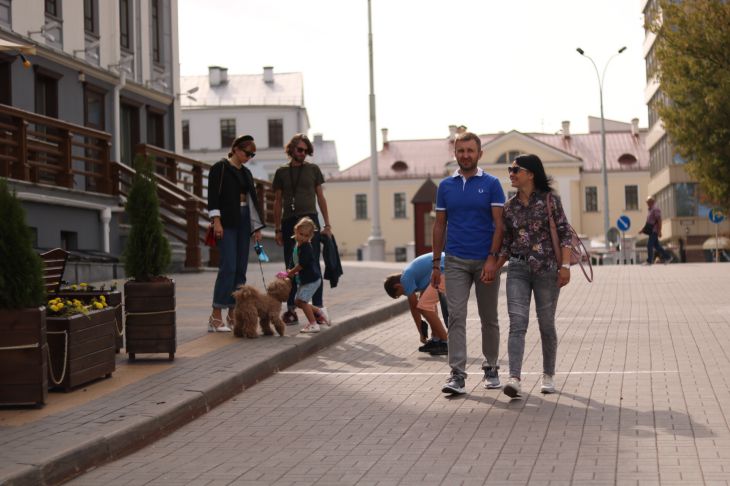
[122,155,171,281]
[651,0,730,208]
[0,178,45,308]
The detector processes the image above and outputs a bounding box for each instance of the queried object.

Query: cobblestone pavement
[64,263,730,485]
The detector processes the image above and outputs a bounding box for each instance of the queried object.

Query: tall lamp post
[576,46,627,250]
[366,0,385,260]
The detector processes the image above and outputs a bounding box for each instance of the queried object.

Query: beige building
[327,120,650,261]
[642,0,730,261]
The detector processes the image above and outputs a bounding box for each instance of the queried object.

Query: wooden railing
[0,104,112,193]
[1,104,276,270]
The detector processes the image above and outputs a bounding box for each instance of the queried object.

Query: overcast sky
[178,0,648,170]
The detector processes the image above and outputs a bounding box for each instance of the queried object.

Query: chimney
[208,66,223,86]
[448,124,457,141]
[381,127,389,146]
[208,66,228,86]
[263,66,274,84]
[631,118,640,137]
[561,120,571,139]
[313,133,323,144]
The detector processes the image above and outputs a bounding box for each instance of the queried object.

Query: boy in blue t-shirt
[384,252,448,355]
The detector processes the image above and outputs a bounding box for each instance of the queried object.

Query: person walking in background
[273,134,333,325]
[384,252,449,356]
[285,217,329,334]
[431,131,505,395]
[644,196,674,265]
[207,135,265,332]
[496,154,572,399]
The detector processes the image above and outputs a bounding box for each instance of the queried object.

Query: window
[268,119,283,148]
[220,119,235,148]
[84,87,105,130]
[625,185,639,211]
[151,0,161,63]
[147,111,164,148]
[355,194,368,220]
[83,0,98,35]
[394,192,406,219]
[182,120,190,150]
[120,0,131,50]
[0,60,10,105]
[35,72,58,118]
[585,186,598,212]
[45,0,58,17]
[60,231,78,251]
[120,102,140,165]
[495,150,521,165]
[0,0,11,27]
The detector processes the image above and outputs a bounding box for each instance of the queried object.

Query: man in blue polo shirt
[431,131,505,395]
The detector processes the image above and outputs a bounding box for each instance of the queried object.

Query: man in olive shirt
[273,133,333,324]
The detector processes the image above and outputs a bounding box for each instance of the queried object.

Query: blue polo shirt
[401,252,445,296]
[435,168,505,260]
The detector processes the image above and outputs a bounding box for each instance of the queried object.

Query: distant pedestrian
[384,252,449,356]
[207,135,265,332]
[431,131,505,395]
[497,154,572,399]
[644,196,674,265]
[273,134,333,326]
[285,217,329,333]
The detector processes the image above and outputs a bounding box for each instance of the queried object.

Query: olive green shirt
[272,162,325,220]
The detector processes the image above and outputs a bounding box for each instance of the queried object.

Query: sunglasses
[237,147,255,158]
[294,147,308,154]
[507,166,527,175]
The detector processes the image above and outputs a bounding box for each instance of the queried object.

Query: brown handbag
[546,193,593,282]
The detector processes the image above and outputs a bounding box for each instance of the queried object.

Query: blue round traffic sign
[617,215,631,232]
[709,208,725,224]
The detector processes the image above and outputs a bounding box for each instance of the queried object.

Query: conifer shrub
[122,155,171,281]
[0,178,45,308]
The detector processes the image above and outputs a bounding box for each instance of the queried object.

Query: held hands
[480,256,498,284]
[557,266,571,287]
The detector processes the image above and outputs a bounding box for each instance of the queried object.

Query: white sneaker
[503,377,522,398]
[540,374,556,394]
[315,307,331,326]
[300,322,321,333]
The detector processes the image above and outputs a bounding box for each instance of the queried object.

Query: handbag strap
[546,192,562,265]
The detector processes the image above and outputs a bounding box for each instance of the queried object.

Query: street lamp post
[366,0,385,260]
[576,46,627,251]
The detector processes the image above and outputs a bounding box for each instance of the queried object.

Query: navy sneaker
[428,341,448,356]
[483,366,501,389]
[418,339,439,353]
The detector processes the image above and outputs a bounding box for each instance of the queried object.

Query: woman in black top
[207,135,265,331]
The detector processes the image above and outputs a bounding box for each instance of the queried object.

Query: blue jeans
[283,213,323,309]
[212,205,251,309]
[647,231,670,264]
[506,259,560,378]
[444,254,501,379]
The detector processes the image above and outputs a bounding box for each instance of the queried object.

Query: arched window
[618,153,638,165]
[391,160,408,172]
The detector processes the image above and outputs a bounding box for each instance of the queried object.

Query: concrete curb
[2,299,409,486]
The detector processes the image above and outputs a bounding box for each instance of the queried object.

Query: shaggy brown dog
[231,278,291,338]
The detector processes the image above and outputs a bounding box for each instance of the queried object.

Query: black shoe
[418,339,439,353]
[428,341,448,356]
[282,310,299,326]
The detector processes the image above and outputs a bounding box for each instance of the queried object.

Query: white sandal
[208,315,231,332]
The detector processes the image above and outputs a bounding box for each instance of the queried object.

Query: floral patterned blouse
[499,191,573,275]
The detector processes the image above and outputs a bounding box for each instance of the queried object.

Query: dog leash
[257,258,267,288]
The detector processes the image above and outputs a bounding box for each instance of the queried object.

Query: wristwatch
[561,263,570,269]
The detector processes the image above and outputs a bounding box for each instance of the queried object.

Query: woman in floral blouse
[496,154,573,399]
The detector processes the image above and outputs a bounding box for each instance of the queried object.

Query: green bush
[0,178,45,308]
[122,155,171,281]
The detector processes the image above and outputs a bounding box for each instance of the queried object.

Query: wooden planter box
[124,279,176,361]
[56,290,123,353]
[47,307,116,391]
[0,307,47,406]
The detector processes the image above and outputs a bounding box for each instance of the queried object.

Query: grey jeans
[506,259,560,379]
[444,254,501,379]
